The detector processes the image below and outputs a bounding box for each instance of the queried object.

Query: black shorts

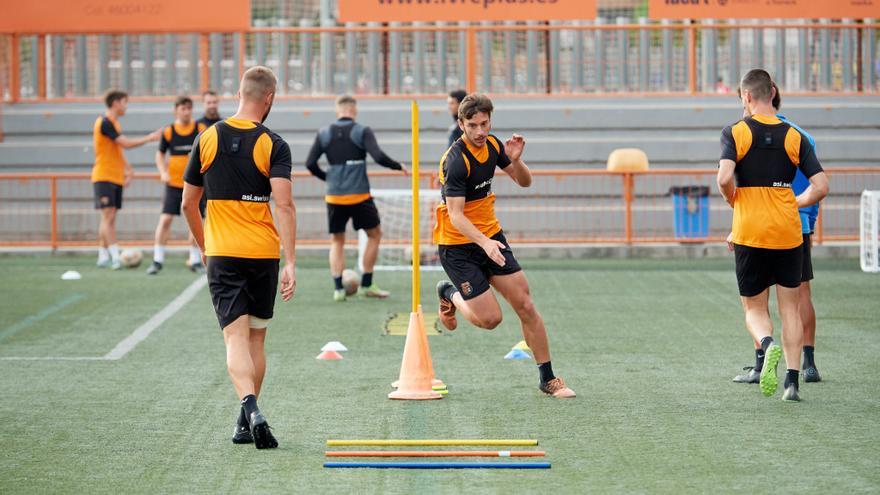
[327,198,380,234]
[734,243,803,297]
[93,181,123,210]
[207,256,279,329]
[801,233,814,283]
[438,231,522,300]
[161,185,206,216]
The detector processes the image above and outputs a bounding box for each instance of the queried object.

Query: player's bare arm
[154,150,170,183]
[717,159,736,207]
[271,176,298,302]
[446,196,506,267]
[796,171,829,208]
[502,134,532,187]
[181,183,206,264]
[115,129,162,149]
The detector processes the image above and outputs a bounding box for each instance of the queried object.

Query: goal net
[358,189,443,272]
[861,190,880,273]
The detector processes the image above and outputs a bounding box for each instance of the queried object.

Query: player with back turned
[182,66,296,449]
[717,69,828,402]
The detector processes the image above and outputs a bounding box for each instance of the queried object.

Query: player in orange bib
[434,94,575,399]
[717,69,828,402]
[146,96,207,275]
[91,90,161,269]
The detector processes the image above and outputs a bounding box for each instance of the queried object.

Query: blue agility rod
[324,462,551,469]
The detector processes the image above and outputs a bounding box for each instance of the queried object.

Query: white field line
[0,275,207,362]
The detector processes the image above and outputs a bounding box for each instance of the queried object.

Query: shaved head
[240,66,277,101]
[740,69,773,103]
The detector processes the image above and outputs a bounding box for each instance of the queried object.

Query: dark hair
[458,93,493,121]
[174,96,193,108]
[740,69,773,103]
[449,89,468,104]
[202,90,218,98]
[104,89,128,108]
[771,82,781,111]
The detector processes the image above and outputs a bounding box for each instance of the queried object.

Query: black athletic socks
[538,361,555,384]
[760,336,774,353]
[755,348,765,372]
[784,369,800,389]
[442,284,458,302]
[333,276,343,290]
[361,272,373,287]
[241,394,259,418]
[803,346,816,368]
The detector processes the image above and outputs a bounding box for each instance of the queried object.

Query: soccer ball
[342,269,360,296]
[119,249,143,268]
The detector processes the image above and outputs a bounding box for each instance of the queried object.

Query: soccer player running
[447,89,467,147]
[146,96,207,275]
[305,95,408,302]
[182,66,296,449]
[732,82,823,385]
[434,94,575,399]
[197,90,222,127]
[718,69,828,402]
[92,90,161,269]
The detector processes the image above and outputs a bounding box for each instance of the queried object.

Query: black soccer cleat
[782,384,801,402]
[249,412,278,449]
[146,261,162,275]
[803,365,822,383]
[436,280,458,331]
[232,423,254,444]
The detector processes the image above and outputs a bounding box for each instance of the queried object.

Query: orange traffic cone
[391,306,445,390]
[388,306,443,400]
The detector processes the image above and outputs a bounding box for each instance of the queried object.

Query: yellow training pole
[411,100,420,313]
[327,439,539,447]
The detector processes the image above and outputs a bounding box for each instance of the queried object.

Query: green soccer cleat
[733,366,760,383]
[96,259,111,269]
[759,343,782,397]
[782,384,801,402]
[111,260,123,271]
[333,289,346,302]
[359,285,390,298]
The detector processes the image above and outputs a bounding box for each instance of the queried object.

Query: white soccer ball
[342,269,360,296]
[119,249,143,268]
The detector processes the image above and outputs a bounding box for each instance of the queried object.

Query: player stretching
[718,69,828,401]
[182,67,296,448]
[92,90,161,269]
[146,96,207,275]
[732,82,823,384]
[434,94,575,399]
[305,95,408,301]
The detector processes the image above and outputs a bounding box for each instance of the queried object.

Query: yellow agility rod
[326,439,539,447]
[410,100,420,313]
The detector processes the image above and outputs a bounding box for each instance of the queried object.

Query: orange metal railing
[2,21,879,102]
[0,168,876,251]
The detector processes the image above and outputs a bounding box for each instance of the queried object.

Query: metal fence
[0,168,876,249]
[2,20,878,101]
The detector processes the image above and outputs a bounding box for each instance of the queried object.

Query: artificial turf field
[0,254,878,494]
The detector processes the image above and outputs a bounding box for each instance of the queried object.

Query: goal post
[860,190,880,273]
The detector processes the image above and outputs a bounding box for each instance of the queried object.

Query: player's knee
[367,227,382,239]
[479,313,503,330]
[515,297,538,319]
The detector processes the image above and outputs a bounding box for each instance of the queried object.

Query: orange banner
[337,0,596,23]
[0,0,251,33]
[650,0,880,20]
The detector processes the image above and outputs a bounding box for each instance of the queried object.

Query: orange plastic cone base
[387,310,442,400]
[316,350,343,360]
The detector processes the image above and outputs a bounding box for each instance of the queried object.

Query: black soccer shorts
[93,181,123,210]
[326,198,380,234]
[734,243,803,297]
[207,256,279,329]
[438,231,522,300]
